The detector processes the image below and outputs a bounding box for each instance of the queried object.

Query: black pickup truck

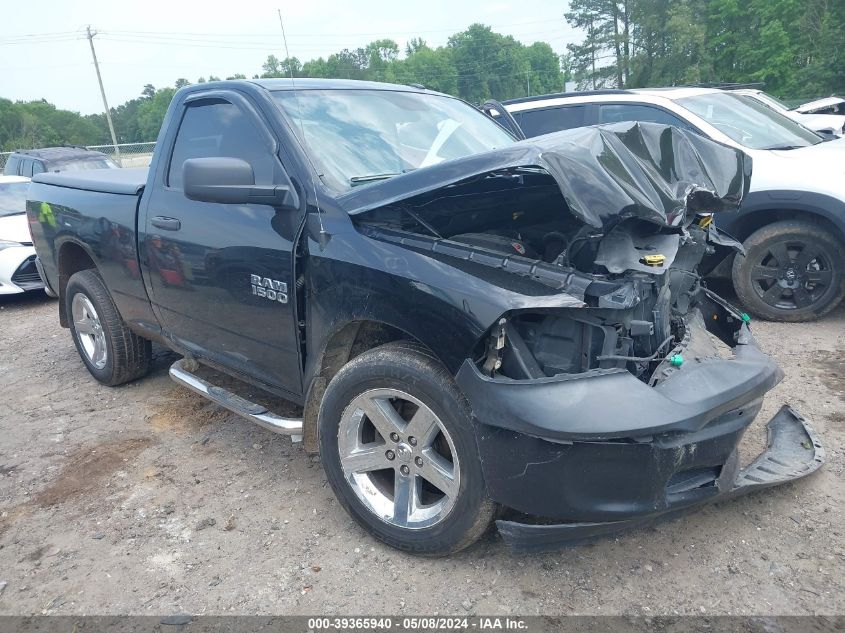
[27,79,823,555]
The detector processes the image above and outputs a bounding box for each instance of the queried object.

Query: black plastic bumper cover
[455,329,783,442]
[496,405,824,552]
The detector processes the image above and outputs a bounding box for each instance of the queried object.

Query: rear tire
[65,269,152,386]
[732,220,845,322]
[318,342,495,556]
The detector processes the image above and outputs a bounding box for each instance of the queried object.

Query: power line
[102,18,566,38]
[94,30,569,51]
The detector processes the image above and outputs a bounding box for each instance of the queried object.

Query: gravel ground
[0,291,842,616]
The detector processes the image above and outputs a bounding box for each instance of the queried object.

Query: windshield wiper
[349,172,404,186]
[762,144,806,150]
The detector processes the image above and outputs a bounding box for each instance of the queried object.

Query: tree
[395,46,458,94]
[136,87,175,140]
[405,37,428,56]
[522,42,564,95]
[0,98,104,150]
[566,0,632,88]
[4,12,845,151]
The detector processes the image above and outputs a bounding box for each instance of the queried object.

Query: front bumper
[495,406,823,551]
[455,305,825,551]
[0,245,43,294]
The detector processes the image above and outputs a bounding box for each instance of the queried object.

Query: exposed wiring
[596,336,675,363]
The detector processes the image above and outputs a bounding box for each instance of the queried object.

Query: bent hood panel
[340,121,752,229]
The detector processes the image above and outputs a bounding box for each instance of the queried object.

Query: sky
[2,0,580,115]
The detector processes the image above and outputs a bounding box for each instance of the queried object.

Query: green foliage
[568,0,844,96]
[0,24,562,149]
[4,8,842,152]
[0,98,104,151]
[135,87,175,141]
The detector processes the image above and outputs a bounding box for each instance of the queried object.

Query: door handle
[151,216,181,231]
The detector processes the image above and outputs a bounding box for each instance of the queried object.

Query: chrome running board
[169,358,303,441]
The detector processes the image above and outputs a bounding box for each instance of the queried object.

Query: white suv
[501,87,845,321]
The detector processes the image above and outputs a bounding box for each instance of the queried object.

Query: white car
[796,96,845,116]
[500,87,845,321]
[0,175,44,295]
[735,89,845,137]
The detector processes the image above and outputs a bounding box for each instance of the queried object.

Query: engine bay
[355,166,740,385]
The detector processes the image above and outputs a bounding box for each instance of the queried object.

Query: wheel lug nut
[400,465,410,476]
[415,456,423,467]
[408,436,417,446]
[390,432,400,442]
[385,450,395,461]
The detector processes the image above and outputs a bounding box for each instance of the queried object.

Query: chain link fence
[0,142,156,172]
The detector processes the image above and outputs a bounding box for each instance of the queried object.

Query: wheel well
[57,242,97,327]
[319,320,429,382]
[301,320,430,454]
[730,209,845,245]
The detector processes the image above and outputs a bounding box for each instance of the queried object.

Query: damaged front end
[346,122,824,550]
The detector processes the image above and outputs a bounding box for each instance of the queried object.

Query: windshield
[753,91,792,112]
[272,89,514,190]
[0,182,29,217]
[59,157,119,171]
[678,93,822,150]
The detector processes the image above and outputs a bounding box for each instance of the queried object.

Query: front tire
[66,269,152,386]
[732,220,845,322]
[319,342,495,556]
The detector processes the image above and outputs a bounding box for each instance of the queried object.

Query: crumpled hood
[340,121,752,230]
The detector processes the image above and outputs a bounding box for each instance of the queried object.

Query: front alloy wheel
[338,388,460,529]
[319,342,495,555]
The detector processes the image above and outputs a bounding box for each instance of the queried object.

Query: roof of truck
[248,77,438,94]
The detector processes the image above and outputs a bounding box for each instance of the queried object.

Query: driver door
[141,91,302,398]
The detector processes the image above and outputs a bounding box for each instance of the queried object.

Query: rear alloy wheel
[71,293,108,369]
[733,220,845,322]
[65,269,152,385]
[319,342,495,555]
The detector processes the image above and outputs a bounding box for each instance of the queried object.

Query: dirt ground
[0,291,842,616]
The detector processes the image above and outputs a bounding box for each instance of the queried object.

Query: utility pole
[86,26,120,164]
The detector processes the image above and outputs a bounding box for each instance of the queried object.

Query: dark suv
[3,147,118,177]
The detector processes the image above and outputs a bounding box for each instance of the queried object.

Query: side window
[516,105,588,137]
[598,104,694,131]
[168,99,274,189]
[4,156,21,176]
[31,161,45,175]
[21,159,34,177]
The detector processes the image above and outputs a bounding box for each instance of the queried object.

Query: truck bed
[31,167,148,196]
[27,167,155,332]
